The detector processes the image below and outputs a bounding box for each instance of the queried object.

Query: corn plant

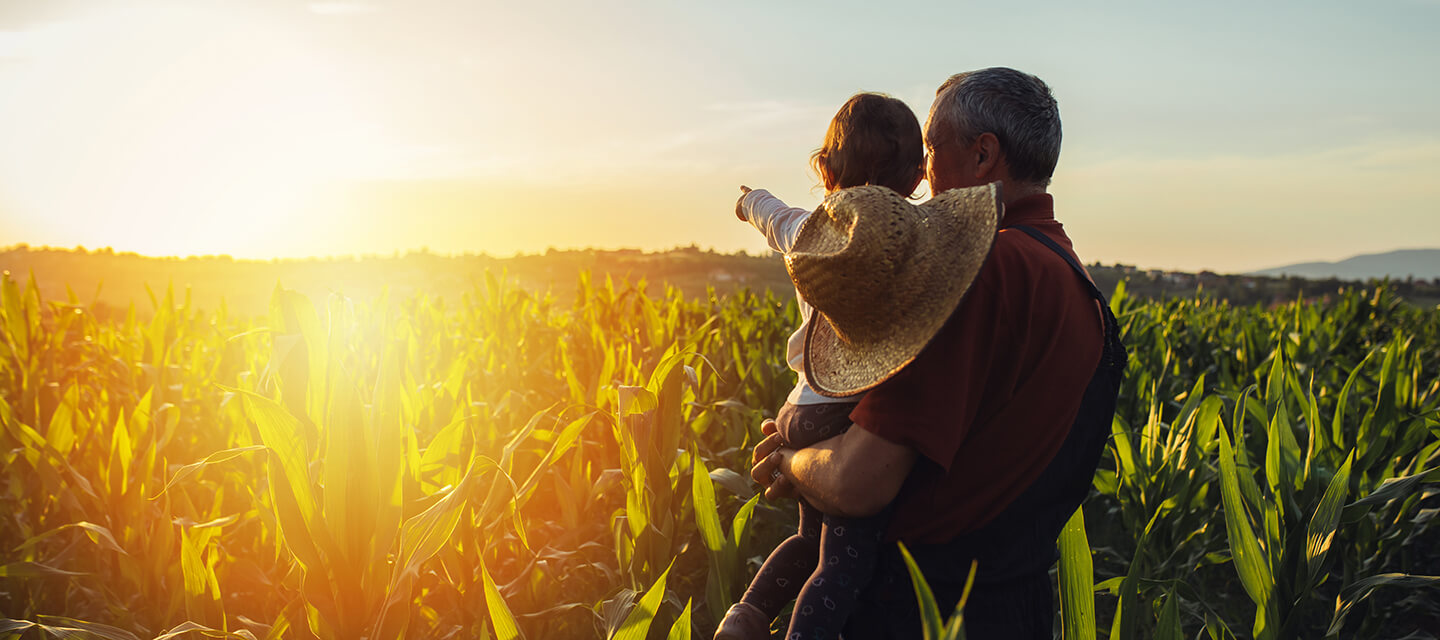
[3,270,1438,639]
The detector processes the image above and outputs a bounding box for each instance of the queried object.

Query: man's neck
[1002,181,1046,205]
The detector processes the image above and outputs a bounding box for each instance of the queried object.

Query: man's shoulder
[977,226,1051,287]
[990,224,1080,279]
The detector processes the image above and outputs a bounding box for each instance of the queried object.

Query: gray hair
[928,67,1062,187]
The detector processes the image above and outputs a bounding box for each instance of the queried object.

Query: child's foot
[713,602,771,640]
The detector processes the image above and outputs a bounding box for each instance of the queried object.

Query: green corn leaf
[480,554,524,640]
[152,620,258,640]
[12,521,130,557]
[395,455,492,578]
[46,383,79,458]
[1154,592,1182,640]
[1217,427,1277,640]
[0,562,86,578]
[613,561,672,640]
[1301,452,1353,592]
[666,599,692,640]
[1340,466,1440,523]
[0,617,145,640]
[231,387,329,570]
[1058,507,1096,640]
[690,452,732,615]
[1326,573,1440,638]
[151,445,267,500]
[898,542,945,640]
[730,493,761,562]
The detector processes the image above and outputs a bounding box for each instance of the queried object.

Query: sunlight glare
[1,5,392,257]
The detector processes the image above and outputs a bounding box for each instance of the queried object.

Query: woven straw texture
[785,183,1000,397]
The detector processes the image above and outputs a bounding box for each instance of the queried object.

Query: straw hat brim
[802,183,1001,397]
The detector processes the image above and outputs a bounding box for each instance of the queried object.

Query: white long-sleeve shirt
[741,189,863,406]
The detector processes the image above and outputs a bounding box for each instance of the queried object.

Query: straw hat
[786,183,1001,397]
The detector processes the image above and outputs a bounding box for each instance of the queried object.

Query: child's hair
[810,92,924,196]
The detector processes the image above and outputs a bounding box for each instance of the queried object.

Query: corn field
[1,270,1437,639]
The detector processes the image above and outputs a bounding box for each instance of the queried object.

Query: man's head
[925,68,1061,200]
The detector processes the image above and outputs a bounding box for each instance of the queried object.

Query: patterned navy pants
[739,402,887,640]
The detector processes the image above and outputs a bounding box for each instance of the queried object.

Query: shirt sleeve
[847,255,1009,472]
[742,189,812,254]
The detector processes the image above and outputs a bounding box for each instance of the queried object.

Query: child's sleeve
[741,189,812,254]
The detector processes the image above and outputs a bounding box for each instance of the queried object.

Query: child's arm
[736,187,812,254]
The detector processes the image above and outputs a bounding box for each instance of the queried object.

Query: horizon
[7,241,1439,278]
[2,1,1438,273]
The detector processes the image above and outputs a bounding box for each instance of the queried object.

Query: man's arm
[751,419,916,518]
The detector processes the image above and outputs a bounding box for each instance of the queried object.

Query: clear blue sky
[1,0,1437,272]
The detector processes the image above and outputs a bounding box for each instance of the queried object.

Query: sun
[0,5,391,258]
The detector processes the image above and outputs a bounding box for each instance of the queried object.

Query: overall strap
[1010,224,1127,371]
[1010,225,1103,302]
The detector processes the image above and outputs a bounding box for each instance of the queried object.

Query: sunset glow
[2,0,1438,271]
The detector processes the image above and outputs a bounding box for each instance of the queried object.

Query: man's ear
[974,132,1003,180]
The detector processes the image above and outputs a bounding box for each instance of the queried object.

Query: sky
[0,0,1437,273]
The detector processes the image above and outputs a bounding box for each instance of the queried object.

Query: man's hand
[750,418,797,500]
[752,419,918,517]
[735,185,752,221]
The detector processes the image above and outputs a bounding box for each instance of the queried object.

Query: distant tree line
[3,245,1436,320]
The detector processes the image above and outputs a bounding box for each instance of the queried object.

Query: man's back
[848,193,1104,544]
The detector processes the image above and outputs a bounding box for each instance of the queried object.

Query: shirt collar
[999,193,1055,229]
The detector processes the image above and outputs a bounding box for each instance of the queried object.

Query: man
[750,67,1126,638]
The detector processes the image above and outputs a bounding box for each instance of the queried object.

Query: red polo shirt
[849,193,1104,543]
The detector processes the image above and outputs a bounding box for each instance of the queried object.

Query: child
[716,92,924,640]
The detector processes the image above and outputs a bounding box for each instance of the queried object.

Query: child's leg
[737,498,823,616]
[783,511,889,640]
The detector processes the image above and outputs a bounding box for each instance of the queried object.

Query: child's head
[811,93,924,196]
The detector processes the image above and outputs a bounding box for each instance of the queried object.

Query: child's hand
[751,419,798,500]
[735,185,752,221]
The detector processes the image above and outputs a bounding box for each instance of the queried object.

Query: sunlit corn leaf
[1325,573,1440,638]
[0,617,141,640]
[1340,465,1440,523]
[708,467,754,500]
[0,562,86,578]
[46,383,79,458]
[173,514,241,530]
[1301,452,1353,591]
[613,561,673,640]
[150,445,267,500]
[230,387,329,571]
[1057,507,1095,640]
[666,599,692,640]
[729,494,761,560]
[1217,425,1277,640]
[179,527,221,626]
[898,542,945,640]
[480,554,524,640]
[690,453,731,611]
[394,455,494,578]
[12,521,130,557]
[152,620,259,640]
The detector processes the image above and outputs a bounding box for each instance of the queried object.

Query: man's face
[924,107,981,195]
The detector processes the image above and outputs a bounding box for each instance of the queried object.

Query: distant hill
[1252,249,1440,281]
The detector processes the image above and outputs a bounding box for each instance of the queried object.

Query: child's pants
[739,401,888,640]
